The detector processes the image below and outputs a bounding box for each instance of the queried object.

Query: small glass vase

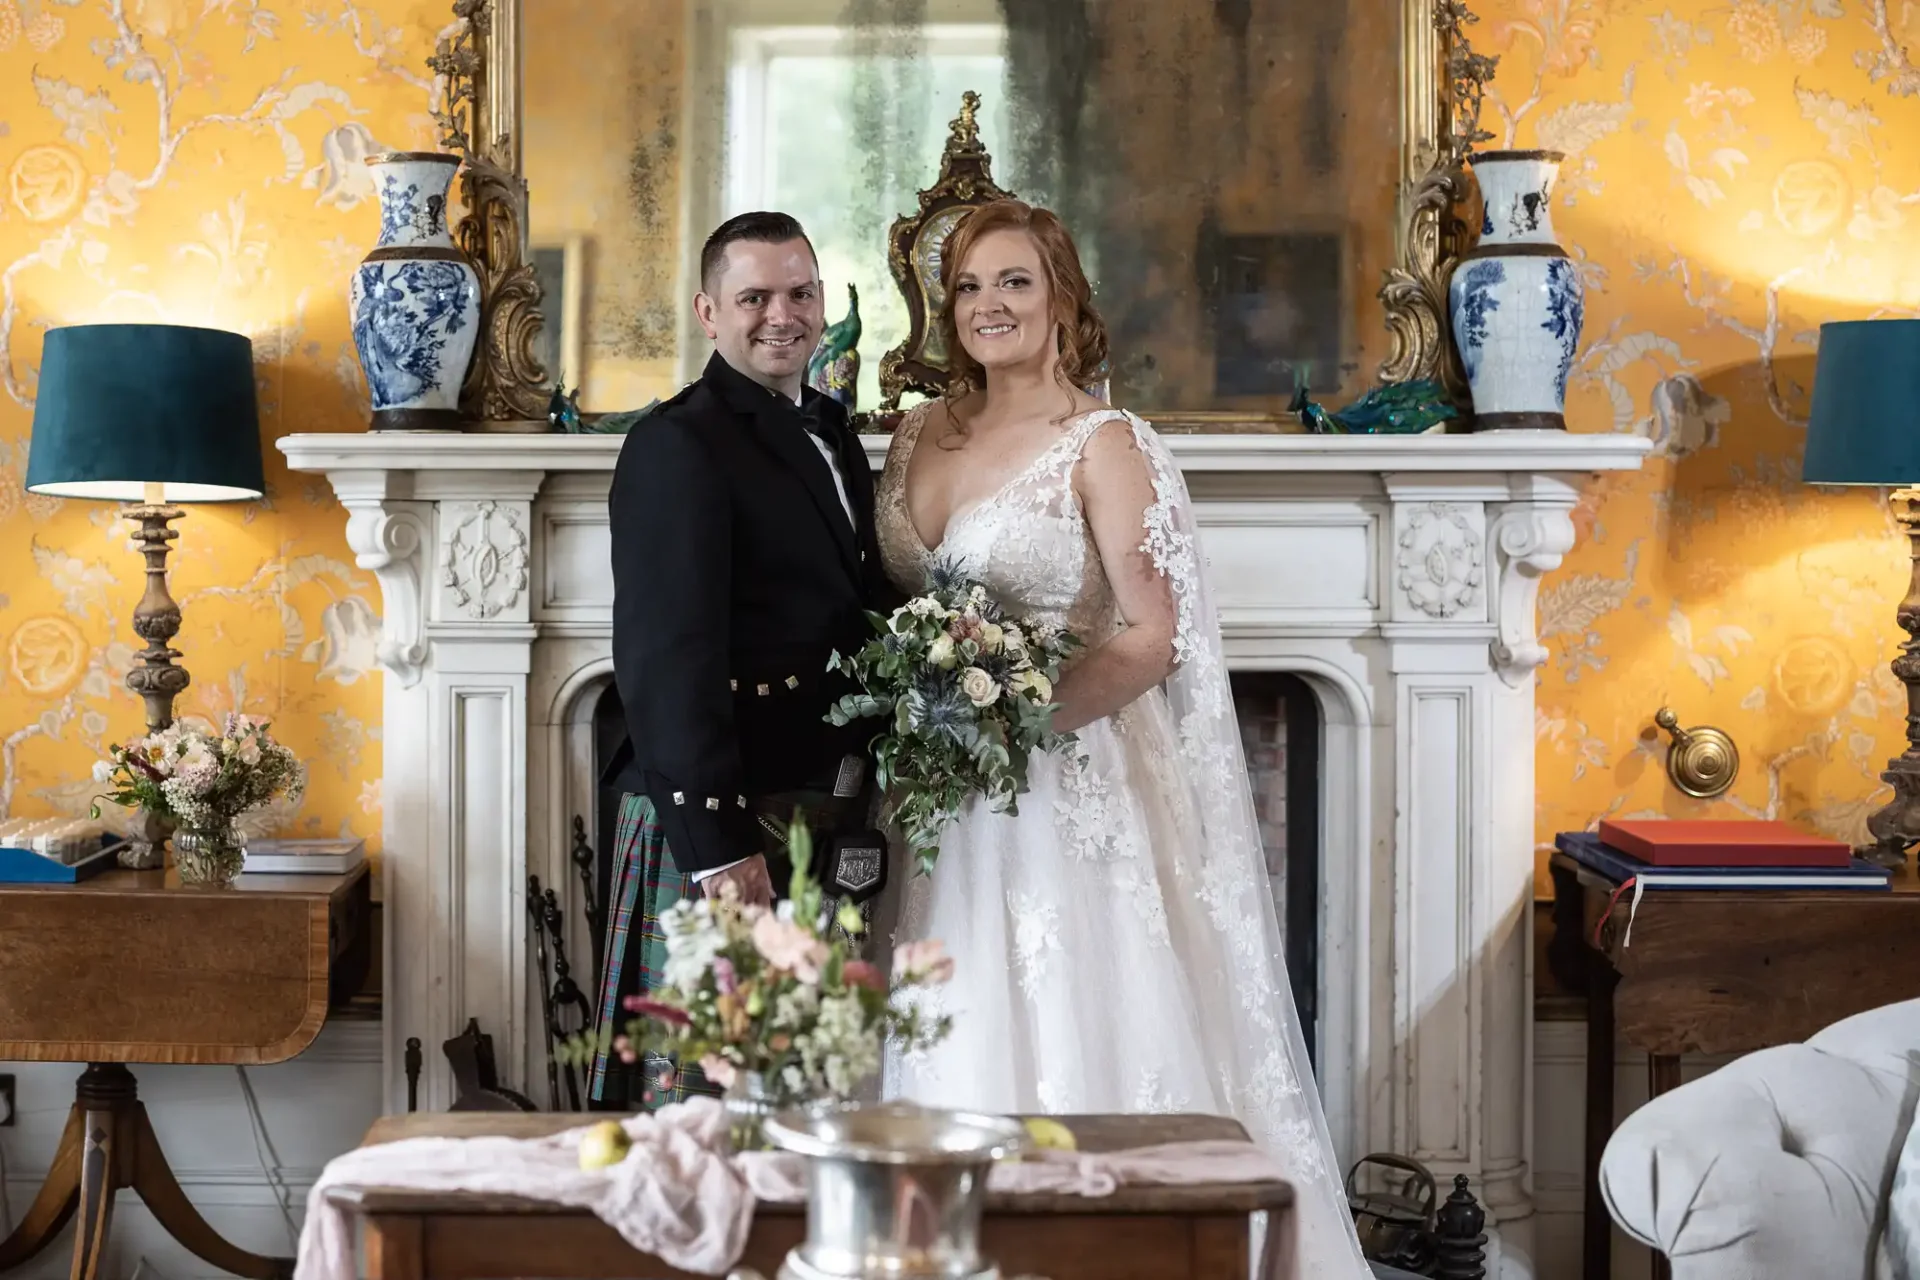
[173,823,246,887]
[723,1070,779,1153]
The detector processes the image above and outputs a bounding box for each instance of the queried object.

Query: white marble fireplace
[279,426,1647,1274]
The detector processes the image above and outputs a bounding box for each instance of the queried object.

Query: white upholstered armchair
[1599,998,1920,1278]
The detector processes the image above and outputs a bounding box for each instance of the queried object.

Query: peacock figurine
[547,383,583,432]
[808,283,862,412]
[1290,377,1460,435]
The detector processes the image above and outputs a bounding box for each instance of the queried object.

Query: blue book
[0,838,122,884]
[1555,831,1891,891]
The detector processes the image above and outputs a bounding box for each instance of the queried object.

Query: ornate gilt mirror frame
[426,0,1495,430]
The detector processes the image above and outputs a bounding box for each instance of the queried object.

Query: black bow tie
[796,397,841,447]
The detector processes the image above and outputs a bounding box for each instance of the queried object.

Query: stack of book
[1556,819,1891,892]
[241,837,367,875]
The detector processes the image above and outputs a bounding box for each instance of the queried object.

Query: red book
[1596,818,1852,868]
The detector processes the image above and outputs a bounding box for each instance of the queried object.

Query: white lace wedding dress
[875,402,1372,1278]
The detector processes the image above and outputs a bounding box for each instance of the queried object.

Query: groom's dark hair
[699,211,817,293]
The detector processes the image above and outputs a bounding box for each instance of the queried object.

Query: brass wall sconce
[1654,707,1740,799]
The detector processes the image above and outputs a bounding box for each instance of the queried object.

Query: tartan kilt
[587,792,722,1109]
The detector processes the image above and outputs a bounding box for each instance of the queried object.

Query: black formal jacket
[601,351,894,875]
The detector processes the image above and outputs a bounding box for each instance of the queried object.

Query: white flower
[1003,625,1027,663]
[92,759,115,783]
[978,622,1004,653]
[928,634,957,669]
[960,667,998,707]
[906,595,945,620]
[1012,670,1053,704]
[659,900,726,991]
[229,735,262,767]
[177,738,217,776]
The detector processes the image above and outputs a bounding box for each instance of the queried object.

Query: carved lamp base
[121,492,192,733]
[1860,487,1920,871]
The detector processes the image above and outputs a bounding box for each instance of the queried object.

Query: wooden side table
[326,1112,1294,1280]
[0,862,372,1280]
[1547,851,1920,1280]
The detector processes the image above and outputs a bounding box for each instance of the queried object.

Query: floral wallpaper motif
[0,0,1907,891]
[1514,0,1920,890]
[0,0,450,855]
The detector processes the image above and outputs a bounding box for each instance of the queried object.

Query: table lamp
[26,324,265,733]
[1805,317,1920,868]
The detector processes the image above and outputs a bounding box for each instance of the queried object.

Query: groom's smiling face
[696,237,824,397]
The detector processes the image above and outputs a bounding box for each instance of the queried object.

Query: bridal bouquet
[558,819,952,1108]
[827,560,1082,875]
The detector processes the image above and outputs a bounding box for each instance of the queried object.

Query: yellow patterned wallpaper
[0,0,454,854]
[0,0,1909,896]
[1509,0,1920,891]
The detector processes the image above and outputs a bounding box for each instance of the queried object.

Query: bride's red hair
[936,199,1109,406]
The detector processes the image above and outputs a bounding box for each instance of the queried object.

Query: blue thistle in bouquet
[827,560,1083,875]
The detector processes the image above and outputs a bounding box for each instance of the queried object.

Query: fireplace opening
[1232,672,1323,1069]
[585,674,1323,1065]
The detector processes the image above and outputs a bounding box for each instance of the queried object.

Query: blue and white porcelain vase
[1448,149,1583,431]
[350,151,480,431]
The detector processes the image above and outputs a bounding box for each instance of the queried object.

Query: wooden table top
[0,861,369,1065]
[331,1110,1295,1217]
[1550,850,1920,1055]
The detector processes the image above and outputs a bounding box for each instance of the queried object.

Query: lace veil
[1118,410,1371,1275]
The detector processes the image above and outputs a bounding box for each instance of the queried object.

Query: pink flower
[752,913,828,982]
[713,957,738,995]
[700,1054,738,1088]
[613,1035,637,1065]
[621,995,691,1026]
[842,959,885,992]
[893,939,954,984]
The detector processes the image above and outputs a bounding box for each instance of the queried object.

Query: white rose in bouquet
[928,633,958,669]
[960,667,999,707]
[1011,670,1053,704]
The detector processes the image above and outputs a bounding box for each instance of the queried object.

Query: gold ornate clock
[878,91,1015,411]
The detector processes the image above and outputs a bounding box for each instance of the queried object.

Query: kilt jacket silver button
[672,791,686,805]
[705,796,721,810]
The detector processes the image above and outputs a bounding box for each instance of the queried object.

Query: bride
[875,199,1372,1277]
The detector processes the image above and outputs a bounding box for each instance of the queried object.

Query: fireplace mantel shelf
[279,424,1648,1277]
[279,428,1651,476]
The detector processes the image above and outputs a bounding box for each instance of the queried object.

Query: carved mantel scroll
[1489,494,1580,688]
[336,479,430,689]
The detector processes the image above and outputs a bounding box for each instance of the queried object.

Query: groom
[589,211,893,1110]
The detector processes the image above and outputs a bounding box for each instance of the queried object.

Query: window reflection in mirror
[523,0,1400,421]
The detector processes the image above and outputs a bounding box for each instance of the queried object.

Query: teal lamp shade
[1805,318,1920,487]
[26,324,265,502]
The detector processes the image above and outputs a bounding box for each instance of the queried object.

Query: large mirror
[430,0,1493,429]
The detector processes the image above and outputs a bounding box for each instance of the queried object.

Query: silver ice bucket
[732,1100,1028,1280]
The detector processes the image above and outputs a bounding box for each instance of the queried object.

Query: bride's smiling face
[952,229,1054,373]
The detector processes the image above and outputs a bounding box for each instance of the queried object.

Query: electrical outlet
[0,1073,14,1126]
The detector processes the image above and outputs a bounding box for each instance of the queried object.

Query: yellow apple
[1022,1117,1077,1152]
[577,1120,633,1171]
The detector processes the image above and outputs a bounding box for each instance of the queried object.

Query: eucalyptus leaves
[827,560,1082,875]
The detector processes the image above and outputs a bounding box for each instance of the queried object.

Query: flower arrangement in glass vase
[826,559,1083,874]
[90,714,306,886]
[560,819,953,1150]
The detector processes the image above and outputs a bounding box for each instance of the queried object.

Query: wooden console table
[1548,851,1920,1280]
[328,1112,1293,1280]
[0,862,372,1280]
